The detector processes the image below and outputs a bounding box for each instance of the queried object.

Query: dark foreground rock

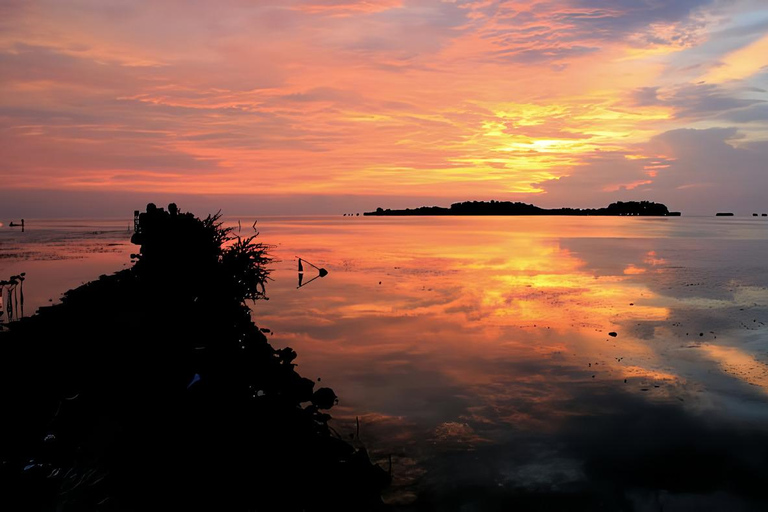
[0,204,389,511]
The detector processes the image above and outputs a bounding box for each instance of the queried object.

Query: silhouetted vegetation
[365,200,679,217]
[0,204,389,511]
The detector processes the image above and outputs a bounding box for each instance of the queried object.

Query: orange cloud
[0,0,766,210]
[703,33,768,83]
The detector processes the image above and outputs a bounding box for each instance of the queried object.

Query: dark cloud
[493,44,600,63]
[534,151,653,208]
[537,127,768,215]
[710,17,768,41]
[568,0,713,27]
[722,104,768,123]
[631,83,766,119]
[484,0,714,64]
[0,0,28,26]
[0,44,163,89]
[633,86,661,106]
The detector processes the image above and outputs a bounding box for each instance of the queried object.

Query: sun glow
[0,0,765,210]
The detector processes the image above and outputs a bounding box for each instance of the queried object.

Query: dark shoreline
[0,205,389,511]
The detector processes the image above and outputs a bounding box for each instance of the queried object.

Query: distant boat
[715,213,734,217]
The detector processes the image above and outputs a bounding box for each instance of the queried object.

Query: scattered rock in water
[608,332,618,337]
[312,387,338,409]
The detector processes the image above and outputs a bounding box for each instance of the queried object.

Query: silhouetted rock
[0,205,388,511]
[716,212,734,216]
[312,387,338,409]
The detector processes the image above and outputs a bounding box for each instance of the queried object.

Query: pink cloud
[0,0,766,212]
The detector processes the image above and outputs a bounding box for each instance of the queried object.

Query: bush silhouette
[0,204,389,511]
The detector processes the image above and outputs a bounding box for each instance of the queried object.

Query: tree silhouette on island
[365,200,680,217]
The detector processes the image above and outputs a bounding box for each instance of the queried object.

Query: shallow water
[3,215,768,508]
[0,219,133,317]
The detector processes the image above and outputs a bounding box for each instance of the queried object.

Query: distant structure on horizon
[364,200,681,217]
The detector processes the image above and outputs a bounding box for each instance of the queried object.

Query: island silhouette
[0,204,388,511]
[365,200,680,217]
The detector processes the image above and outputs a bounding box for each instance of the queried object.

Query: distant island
[365,200,681,217]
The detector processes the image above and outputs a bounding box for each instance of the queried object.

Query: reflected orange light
[701,345,768,394]
[255,217,681,435]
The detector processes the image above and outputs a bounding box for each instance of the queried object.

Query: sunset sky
[1,0,767,216]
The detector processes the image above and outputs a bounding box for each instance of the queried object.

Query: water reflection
[250,216,768,509]
[3,215,768,509]
[0,219,133,312]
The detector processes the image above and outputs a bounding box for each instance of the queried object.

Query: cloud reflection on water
[252,216,768,509]
[3,215,768,509]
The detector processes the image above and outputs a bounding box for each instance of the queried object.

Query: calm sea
[3,215,768,508]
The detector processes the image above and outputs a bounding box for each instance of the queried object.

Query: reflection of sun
[457,242,670,333]
[258,217,700,442]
